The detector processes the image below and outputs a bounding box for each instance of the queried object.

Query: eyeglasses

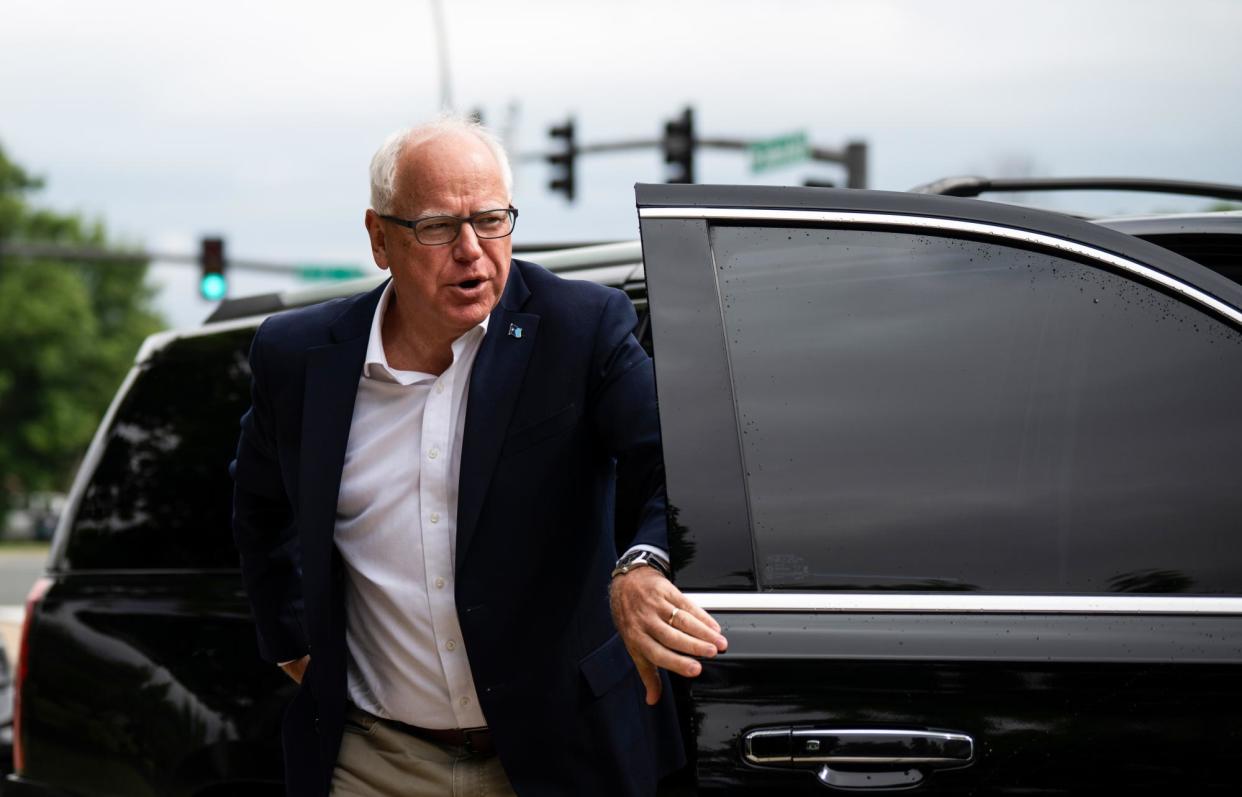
[378,207,519,246]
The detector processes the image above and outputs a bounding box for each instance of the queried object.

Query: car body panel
[18,573,289,796]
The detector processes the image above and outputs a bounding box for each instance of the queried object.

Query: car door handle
[743,727,975,789]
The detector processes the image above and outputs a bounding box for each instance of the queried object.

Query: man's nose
[453,221,483,260]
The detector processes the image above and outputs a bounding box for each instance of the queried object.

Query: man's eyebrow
[410,206,506,219]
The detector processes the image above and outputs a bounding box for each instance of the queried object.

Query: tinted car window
[712,225,1242,593]
[65,328,255,570]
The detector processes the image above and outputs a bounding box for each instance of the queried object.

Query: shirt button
[460,696,470,707]
[436,382,445,394]
[428,447,440,460]
[429,512,440,524]
[434,577,445,589]
[446,639,457,651]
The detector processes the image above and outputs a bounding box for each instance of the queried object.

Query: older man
[230,116,727,797]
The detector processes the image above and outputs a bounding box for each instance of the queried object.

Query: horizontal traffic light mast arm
[520,137,856,163]
[2,240,634,269]
[0,242,307,274]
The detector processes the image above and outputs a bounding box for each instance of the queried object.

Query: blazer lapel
[457,263,538,571]
[298,282,385,584]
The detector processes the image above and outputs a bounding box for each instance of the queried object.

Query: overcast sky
[3,0,1240,327]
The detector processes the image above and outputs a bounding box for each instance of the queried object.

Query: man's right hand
[279,654,310,684]
[609,567,727,705]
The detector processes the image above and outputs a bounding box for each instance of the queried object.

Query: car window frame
[636,183,1242,593]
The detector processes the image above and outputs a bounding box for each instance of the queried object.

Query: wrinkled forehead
[394,133,509,215]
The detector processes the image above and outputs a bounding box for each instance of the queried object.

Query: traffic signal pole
[691,136,869,188]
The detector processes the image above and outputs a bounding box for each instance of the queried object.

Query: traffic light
[199,237,227,301]
[662,107,695,184]
[844,140,868,189]
[547,117,576,202]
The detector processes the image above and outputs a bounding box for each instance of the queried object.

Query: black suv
[8,181,1242,795]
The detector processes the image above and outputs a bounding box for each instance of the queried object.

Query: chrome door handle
[744,727,975,789]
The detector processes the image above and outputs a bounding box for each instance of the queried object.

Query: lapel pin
[508,323,523,339]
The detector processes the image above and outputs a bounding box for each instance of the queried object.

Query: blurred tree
[0,143,164,519]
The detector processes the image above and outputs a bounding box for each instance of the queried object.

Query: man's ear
[364,209,391,271]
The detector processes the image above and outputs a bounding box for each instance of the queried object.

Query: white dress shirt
[334,280,487,729]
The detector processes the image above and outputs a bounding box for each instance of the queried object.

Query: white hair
[368,114,514,215]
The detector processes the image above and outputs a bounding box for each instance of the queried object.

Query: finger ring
[668,607,681,626]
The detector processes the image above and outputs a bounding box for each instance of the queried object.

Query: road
[0,546,51,668]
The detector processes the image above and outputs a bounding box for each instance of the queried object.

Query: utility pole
[843,141,868,189]
[429,0,453,111]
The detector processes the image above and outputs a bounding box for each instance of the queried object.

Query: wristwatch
[611,549,672,580]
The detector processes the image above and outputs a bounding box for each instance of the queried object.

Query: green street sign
[297,265,368,282]
[750,131,810,173]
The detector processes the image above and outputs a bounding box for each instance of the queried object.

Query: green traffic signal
[199,236,227,300]
[200,272,227,301]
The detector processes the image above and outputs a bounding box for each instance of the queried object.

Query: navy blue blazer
[231,260,684,796]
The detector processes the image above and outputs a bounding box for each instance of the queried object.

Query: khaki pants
[331,705,517,797]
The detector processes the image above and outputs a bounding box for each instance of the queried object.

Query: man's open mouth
[457,279,483,290]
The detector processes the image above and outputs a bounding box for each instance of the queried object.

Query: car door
[636,184,1242,794]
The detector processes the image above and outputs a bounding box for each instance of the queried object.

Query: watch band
[611,550,672,580]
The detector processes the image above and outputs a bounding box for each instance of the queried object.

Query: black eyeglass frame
[378,206,519,246]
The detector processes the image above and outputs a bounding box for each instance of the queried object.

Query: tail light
[13,577,52,775]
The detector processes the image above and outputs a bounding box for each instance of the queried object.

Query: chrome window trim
[638,207,1242,326]
[688,592,1242,615]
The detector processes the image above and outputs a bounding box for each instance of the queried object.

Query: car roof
[908,176,1242,208]
[1094,211,1242,237]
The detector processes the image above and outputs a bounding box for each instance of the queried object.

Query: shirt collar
[363,280,491,385]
